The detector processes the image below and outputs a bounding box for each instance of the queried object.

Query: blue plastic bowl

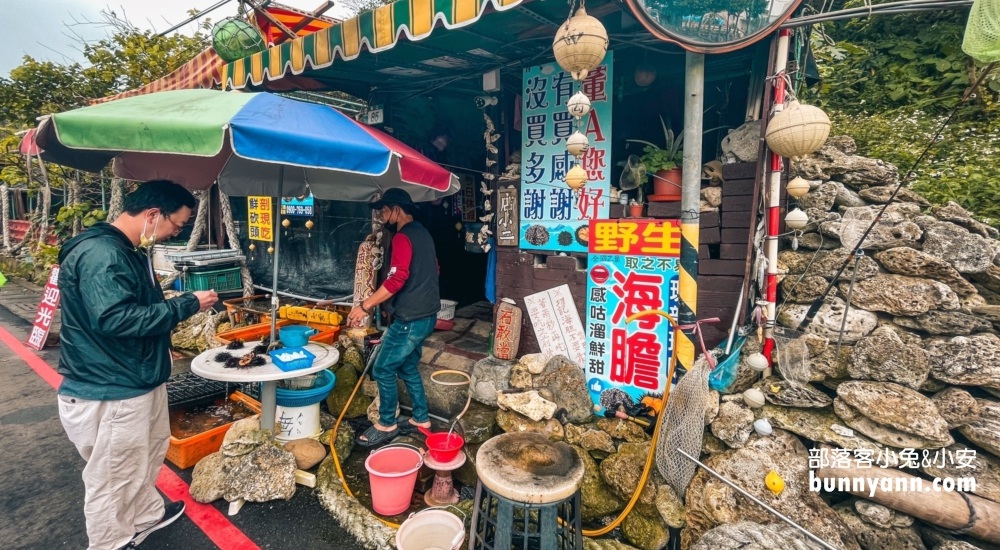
[279,325,318,347]
[275,369,335,407]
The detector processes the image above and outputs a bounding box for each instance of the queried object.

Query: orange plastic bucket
[364,445,423,515]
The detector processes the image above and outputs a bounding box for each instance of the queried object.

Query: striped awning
[91,48,223,105]
[252,4,339,46]
[220,0,526,91]
[88,4,339,104]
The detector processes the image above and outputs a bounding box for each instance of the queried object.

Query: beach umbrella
[29,88,459,202]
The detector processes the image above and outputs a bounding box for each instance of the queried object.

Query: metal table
[190,342,339,434]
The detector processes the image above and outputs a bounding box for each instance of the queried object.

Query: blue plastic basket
[268,347,316,372]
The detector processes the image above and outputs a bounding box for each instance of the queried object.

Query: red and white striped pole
[761,29,791,367]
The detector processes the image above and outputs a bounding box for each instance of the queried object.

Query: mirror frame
[623,0,804,54]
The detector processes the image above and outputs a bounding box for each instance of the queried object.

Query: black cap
[369,188,416,210]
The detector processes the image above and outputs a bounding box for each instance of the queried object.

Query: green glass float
[212,17,267,62]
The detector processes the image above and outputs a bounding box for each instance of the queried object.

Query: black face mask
[383,207,398,231]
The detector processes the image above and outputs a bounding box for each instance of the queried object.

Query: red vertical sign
[26,265,61,350]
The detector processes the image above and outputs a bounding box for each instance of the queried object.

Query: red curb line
[0,326,260,550]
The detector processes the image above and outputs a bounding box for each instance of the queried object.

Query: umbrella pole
[261,167,284,436]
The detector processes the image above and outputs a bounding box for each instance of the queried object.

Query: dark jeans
[372,315,436,427]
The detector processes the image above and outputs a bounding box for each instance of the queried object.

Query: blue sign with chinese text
[519,53,614,252]
[280,194,315,217]
[585,219,680,414]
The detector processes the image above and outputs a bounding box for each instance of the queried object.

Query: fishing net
[773,326,811,386]
[657,356,712,498]
[963,0,1000,63]
[837,205,887,252]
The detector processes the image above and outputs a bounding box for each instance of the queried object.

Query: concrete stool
[469,432,585,550]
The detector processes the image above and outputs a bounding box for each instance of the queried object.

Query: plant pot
[650,168,682,201]
[629,204,645,218]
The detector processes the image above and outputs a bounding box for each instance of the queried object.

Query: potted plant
[629,183,646,217]
[627,116,683,201]
[628,198,645,218]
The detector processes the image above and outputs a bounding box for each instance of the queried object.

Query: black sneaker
[125,501,186,547]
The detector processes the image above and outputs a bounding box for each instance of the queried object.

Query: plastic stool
[469,432,584,550]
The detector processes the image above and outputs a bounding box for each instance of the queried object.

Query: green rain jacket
[56,223,199,401]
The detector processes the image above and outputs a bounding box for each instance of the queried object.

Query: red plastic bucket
[425,431,464,463]
[364,445,423,515]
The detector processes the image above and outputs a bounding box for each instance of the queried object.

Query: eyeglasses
[161,213,187,236]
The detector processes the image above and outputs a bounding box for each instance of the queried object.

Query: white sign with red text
[26,265,61,350]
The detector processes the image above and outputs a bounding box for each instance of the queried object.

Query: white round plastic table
[190,342,339,436]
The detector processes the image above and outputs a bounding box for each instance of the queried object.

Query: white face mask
[138,213,159,249]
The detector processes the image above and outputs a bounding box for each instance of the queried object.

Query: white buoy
[747,353,769,372]
[743,388,766,408]
[754,418,773,436]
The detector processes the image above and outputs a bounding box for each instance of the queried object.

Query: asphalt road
[0,302,362,550]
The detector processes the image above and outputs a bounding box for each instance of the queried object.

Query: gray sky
[4,0,351,78]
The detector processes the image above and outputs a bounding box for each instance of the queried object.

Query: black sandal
[396,416,431,435]
[356,425,399,448]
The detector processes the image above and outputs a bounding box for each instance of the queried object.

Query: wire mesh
[166,371,260,407]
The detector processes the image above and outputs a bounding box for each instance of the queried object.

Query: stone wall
[688,135,1000,550]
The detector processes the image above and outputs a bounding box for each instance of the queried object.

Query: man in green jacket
[56,180,217,550]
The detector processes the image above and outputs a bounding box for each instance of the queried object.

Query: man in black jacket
[57,180,217,550]
[348,188,440,447]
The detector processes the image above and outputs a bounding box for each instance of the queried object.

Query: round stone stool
[469,432,584,550]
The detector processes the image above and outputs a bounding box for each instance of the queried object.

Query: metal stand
[423,452,466,506]
[469,483,582,550]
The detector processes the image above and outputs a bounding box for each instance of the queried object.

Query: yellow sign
[247,196,274,242]
[590,220,681,256]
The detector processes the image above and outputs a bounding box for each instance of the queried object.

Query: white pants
[58,385,170,550]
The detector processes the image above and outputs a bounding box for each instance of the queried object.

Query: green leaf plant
[627,115,684,172]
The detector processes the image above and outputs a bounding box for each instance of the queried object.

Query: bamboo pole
[816,465,1000,543]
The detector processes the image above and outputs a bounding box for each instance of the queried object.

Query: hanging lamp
[552,4,609,81]
[765,100,831,159]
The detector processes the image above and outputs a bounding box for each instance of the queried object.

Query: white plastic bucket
[396,507,466,550]
[273,403,322,442]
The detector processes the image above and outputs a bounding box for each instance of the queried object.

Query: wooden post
[816,465,1000,543]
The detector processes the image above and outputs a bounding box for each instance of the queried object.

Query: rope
[1,184,10,253]
[690,521,828,550]
[108,178,125,222]
[217,186,255,297]
[159,271,180,291]
[942,490,980,535]
[189,190,210,251]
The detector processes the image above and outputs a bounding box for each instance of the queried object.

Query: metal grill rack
[165,249,246,268]
[166,371,260,407]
